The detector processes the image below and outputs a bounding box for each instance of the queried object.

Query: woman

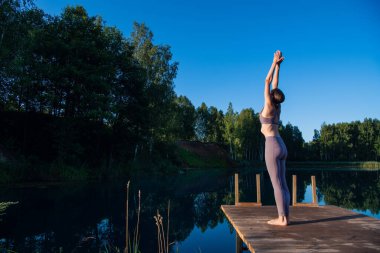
[260,50,290,226]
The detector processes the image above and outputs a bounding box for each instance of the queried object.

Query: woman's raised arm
[272,51,284,89]
[264,50,284,104]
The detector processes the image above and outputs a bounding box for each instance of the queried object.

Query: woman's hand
[273,50,284,64]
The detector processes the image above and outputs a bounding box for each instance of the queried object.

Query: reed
[133,190,141,253]
[125,181,130,253]
[154,200,171,253]
[166,200,170,253]
[124,181,141,253]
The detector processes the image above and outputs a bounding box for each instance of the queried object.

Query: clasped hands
[273,50,284,65]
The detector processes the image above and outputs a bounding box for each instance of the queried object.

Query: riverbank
[176,140,236,169]
[176,141,380,170]
[1,168,379,253]
[241,160,380,170]
[287,161,380,169]
[1,139,379,184]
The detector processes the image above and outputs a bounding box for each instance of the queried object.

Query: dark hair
[270,88,285,105]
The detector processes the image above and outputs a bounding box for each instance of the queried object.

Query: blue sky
[34,0,380,141]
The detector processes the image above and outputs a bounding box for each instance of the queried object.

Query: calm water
[0,168,379,252]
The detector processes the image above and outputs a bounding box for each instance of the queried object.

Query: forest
[0,0,379,182]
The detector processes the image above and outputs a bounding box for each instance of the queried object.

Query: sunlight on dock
[222,174,380,253]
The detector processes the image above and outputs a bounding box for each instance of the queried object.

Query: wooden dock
[222,174,380,252]
[222,205,380,253]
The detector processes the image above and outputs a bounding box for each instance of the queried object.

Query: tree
[235,108,261,160]
[280,123,305,161]
[168,95,196,141]
[195,102,209,142]
[208,106,225,143]
[129,22,178,152]
[310,119,380,161]
[223,102,237,159]
[0,0,37,111]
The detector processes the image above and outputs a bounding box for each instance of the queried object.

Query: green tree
[223,102,237,159]
[0,0,40,111]
[208,106,225,143]
[130,22,178,152]
[358,118,378,160]
[280,123,305,161]
[195,102,209,142]
[168,95,196,141]
[235,108,261,160]
[310,119,380,161]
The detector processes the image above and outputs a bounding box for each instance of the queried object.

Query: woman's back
[260,105,281,137]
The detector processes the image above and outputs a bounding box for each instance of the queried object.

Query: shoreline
[243,160,380,169]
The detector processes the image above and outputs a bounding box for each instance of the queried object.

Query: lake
[0,167,379,253]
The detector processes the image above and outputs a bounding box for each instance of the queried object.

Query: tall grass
[101,181,173,253]
[125,181,130,253]
[154,200,171,253]
[124,181,141,253]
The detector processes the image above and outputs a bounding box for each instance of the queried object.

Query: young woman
[260,50,290,226]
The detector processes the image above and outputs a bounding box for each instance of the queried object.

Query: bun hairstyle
[270,88,285,106]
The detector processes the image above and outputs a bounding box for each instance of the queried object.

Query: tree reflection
[318,170,380,213]
[0,169,379,252]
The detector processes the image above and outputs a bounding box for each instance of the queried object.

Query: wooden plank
[221,205,380,253]
[236,202,262,207]
[292,203,319,207]
[292,175,297,206]
[256,174,261,204]
[235,173,239,205]
[235,173,262,206]
[292,175,319,207]
[311,175,317,204]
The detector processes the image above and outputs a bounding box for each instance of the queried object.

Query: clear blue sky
[35,0,380,141]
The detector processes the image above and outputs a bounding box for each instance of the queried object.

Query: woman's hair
[270,88,285,105]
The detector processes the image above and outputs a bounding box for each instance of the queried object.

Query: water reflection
[0,168,379,252]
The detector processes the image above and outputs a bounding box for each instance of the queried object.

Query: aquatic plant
[154,200,171,253]
[124,181,141,253]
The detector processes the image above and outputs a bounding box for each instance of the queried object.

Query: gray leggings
[265,136,290,216]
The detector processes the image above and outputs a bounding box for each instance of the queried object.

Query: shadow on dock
[290,213,367,226]
[222,173,380,253]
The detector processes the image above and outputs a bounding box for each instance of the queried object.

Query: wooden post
[256,174,261,204]
[293,175,318,207]
[235,173,239,205]
[311,175,317,204]
[236,233,243,253]
[292,175,297,206]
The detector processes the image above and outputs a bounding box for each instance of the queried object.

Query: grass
[124,181,141,253]
[240,160,380,170]
[52,163,89,181]
[154,200,171,253]
[286,161,380,169]
[176,147,228,168]
[0,159,91,183]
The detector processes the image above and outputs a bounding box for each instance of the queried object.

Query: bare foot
[267,216,288,226]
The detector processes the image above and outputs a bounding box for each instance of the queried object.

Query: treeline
[192,102,304,161]
[2,170,379,252]
[0,1,378,182]
[0,1,292,172]
[0,0,187,176]
[306,119,380,161]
